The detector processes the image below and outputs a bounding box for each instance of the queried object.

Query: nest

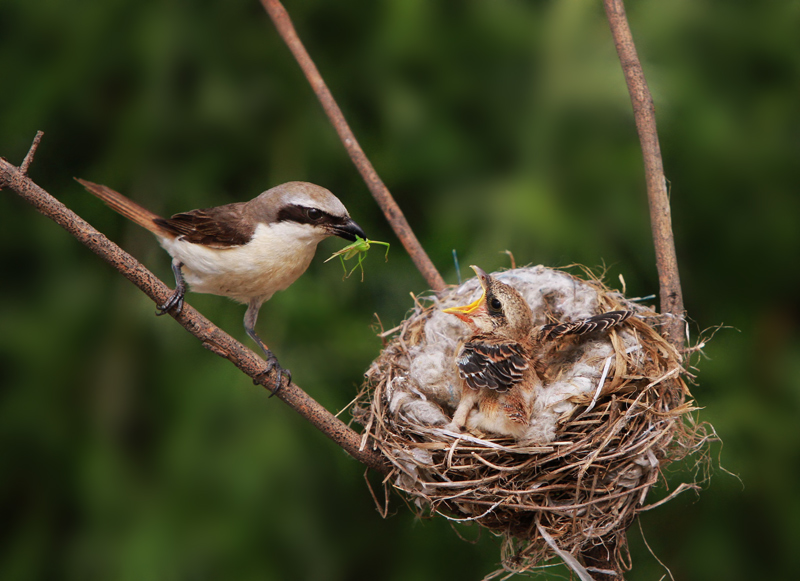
[353,266,710,575]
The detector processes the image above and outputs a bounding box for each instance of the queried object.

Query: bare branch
[603,0,685,348]
[260,0,446,293]
[0,152,390,475]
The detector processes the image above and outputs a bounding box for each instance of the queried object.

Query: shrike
[78,179,366,388]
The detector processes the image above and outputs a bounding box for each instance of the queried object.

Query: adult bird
[78,179,366,389]
[443,265,540,439]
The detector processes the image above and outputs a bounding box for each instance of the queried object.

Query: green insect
[325,235,390,281]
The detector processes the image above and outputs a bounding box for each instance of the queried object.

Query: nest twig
[352,266,712,575]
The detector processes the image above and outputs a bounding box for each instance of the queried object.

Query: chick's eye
[305,208,323,221]
[489,297,502,312]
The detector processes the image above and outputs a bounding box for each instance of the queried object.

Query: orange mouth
[442,265,489,323]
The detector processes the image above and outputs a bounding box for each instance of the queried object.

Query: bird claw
[254,350,291,395]
[157,261,187,316]
[156,288,185,316]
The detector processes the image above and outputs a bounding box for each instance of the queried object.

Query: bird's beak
[329,218,366,242]
[443,265,490,323]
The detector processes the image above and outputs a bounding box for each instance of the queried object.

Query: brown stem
[259,0,446,293]
[603,0,685,348]
[594,2,686,577]
[0,153,389,475]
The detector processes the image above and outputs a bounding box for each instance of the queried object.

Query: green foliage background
[2,0,798,579]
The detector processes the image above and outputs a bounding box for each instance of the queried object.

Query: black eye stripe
[278,204,338,226]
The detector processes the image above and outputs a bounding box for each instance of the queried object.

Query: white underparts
[158,221,329,305]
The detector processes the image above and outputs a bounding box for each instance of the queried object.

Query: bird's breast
[158,222,326,303]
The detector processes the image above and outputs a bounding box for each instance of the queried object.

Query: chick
[442,266,540,439]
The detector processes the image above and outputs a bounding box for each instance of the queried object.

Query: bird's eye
[305,208,323,221]
[489,297,502,312]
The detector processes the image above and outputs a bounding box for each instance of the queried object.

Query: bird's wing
[457,341,529,393]
[155,204,254,248]
[537,310,633,341]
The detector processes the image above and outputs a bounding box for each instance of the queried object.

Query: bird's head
[259,181,366,242]
[443,266,533,340]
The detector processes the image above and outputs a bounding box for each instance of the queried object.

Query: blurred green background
[2,0,798,579]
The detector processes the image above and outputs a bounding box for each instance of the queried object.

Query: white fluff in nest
[394,266,640,444]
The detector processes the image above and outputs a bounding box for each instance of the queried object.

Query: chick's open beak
[442,265,490,323]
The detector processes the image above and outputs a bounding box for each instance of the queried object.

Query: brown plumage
[443,266,540,439]
[76,180,169,237]
[537,309,633,342]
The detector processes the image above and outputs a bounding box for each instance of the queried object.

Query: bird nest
[352,266,710,575]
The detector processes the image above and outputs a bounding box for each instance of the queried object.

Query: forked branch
[3,2,686,520]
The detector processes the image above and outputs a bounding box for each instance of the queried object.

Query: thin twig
[603,0,685,348]
[20,130,44,175]
[259,0,446,293]
[0,152,390,475]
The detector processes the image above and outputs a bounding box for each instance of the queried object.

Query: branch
[603,0,685,348]
[593,3,686,577]
[259,0,446,293]
[0,144,389,476]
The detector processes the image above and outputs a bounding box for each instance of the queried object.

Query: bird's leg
[448,388,480,432]
[244,299,291,394]
[156,259,186,316]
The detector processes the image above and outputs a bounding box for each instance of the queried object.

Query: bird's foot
[156,287,185,316]
[254,350,291,395]
[445,421,466,433]
[157,260,186,316]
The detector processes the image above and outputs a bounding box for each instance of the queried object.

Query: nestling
[78,179,366,389]
[443,266,540,439]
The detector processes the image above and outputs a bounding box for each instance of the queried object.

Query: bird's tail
[76,178,171,237]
